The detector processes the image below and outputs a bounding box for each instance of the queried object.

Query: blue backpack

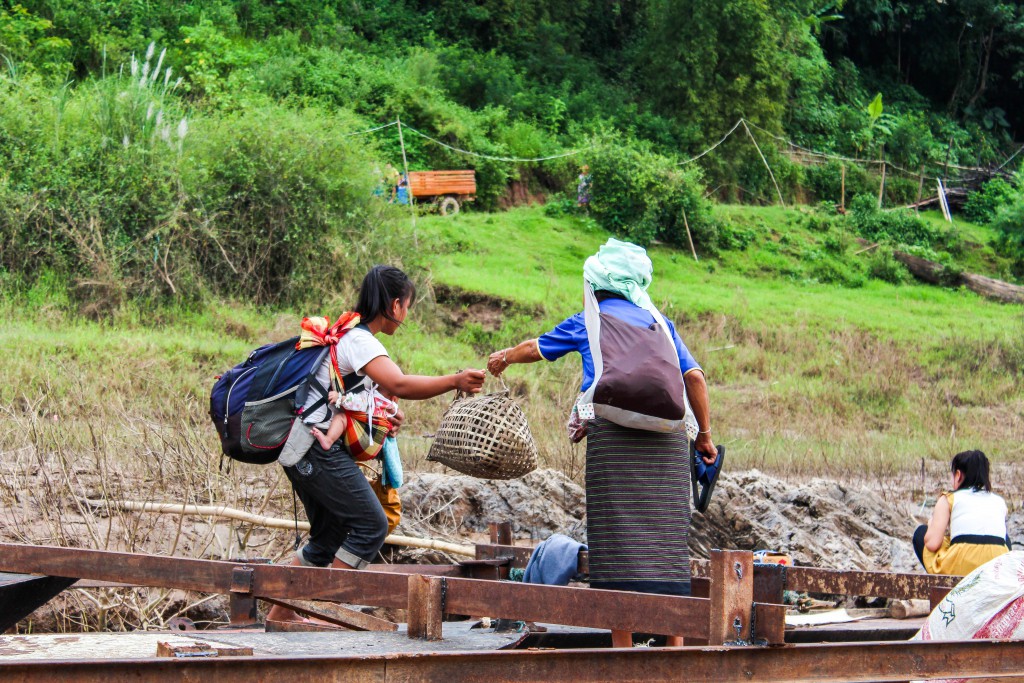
[209,338,331,465]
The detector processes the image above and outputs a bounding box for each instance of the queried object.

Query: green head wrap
[582,238,654,310]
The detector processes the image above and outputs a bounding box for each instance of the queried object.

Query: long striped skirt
[586,417,692,596]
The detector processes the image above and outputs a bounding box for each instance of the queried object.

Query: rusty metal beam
[474,543,532,567]
[777,565,960,601]
[3,639,1024,682]
[489,522,513,546]
[0,544,411,609]
[477,543,959,603]
[709,550,754,645]
[444,577,711,638]
[0,544,711,638]
[407,575,445,640]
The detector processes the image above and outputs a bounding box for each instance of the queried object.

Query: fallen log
[892,251,945,285]
[960,271,1024,304]
[81,499,475,557]
[892,251,1024,303]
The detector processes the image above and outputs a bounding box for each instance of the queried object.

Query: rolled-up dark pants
[283,441,388,569]
[912,524,927,568]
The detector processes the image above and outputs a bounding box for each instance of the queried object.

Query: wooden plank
[0,572,78,632]
[407,575,445,641]
[261,597,397,632]
[156,641,253,658]
[709,550,754,645]
[264,619,351,633]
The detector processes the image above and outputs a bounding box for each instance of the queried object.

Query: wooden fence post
[407,575,445,641]
[709,550,754,645]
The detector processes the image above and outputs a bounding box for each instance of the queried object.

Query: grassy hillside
[3,205,1020,501]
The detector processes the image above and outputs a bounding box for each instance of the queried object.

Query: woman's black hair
[594,290,627,302]
[355,265,416,325]
[951,449,992,492]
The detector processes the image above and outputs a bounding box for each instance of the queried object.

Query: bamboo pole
[877,150,886,209]
[82,499,475,558]
[396,116,418,244]
[741,120,785,207]
[681,206,698,262]
[915,166,925,214]
[840,164,845,212]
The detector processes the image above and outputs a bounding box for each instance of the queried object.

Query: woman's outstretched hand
[487,349,508,376]
[456,369,486,393]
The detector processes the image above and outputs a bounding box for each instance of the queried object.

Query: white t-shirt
[301,327,389,424]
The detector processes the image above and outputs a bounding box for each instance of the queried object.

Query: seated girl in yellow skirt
[913,450,1011,576]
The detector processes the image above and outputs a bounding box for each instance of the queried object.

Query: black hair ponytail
[355,265,416,325]
[951,449,993,492]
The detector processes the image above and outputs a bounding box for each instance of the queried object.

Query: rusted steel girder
[477,544,961,603]
[2,639,1024,683]
[0,544,715,638]
[0,543,410,609]
[770,565,960,601]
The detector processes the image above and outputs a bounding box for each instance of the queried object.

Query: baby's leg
[312,414,345,450]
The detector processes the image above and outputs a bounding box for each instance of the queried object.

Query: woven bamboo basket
[426,385,538,480]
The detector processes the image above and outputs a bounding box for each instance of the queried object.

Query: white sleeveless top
[949,489,1008,539]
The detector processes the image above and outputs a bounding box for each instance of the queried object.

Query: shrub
[807,256,866,287]
[719,222,757,250]
[991,193,1024,279]
[866,249,910,284]
[822,232,850,255]
[805,212,839,233]
[847,194,938,247]
[964,177,1016,225]
[585,136,720,252]
[805,160,874,206]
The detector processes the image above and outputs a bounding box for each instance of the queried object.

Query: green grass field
[2,205,1021,500]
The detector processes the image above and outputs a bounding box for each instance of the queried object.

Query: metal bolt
[734,562,743,580]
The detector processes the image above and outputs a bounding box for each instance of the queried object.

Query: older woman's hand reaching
[487,339,543,376]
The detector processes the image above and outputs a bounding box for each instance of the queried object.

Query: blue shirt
[537,298,701,392]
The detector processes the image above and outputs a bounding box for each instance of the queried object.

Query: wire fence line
[403,124,590,162]
[339,116,1017,190]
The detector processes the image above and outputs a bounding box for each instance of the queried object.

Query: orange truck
[407,170,476,216]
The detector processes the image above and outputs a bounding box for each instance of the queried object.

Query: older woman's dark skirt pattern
[585,417,692,596]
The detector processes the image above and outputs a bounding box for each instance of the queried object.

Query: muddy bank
[403,468,1022,573]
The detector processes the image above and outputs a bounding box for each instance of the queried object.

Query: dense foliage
[1,0,1022,300]
[0,48,407,305]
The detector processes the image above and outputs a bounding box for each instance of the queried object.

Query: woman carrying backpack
[267,265,485,625]
[486,238,719,648]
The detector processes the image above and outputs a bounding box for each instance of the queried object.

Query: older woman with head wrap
[487,238,718,648]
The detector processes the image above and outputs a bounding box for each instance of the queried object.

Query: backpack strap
[296,347,332,419]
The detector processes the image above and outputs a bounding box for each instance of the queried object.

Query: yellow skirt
[923,536,1008,576]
